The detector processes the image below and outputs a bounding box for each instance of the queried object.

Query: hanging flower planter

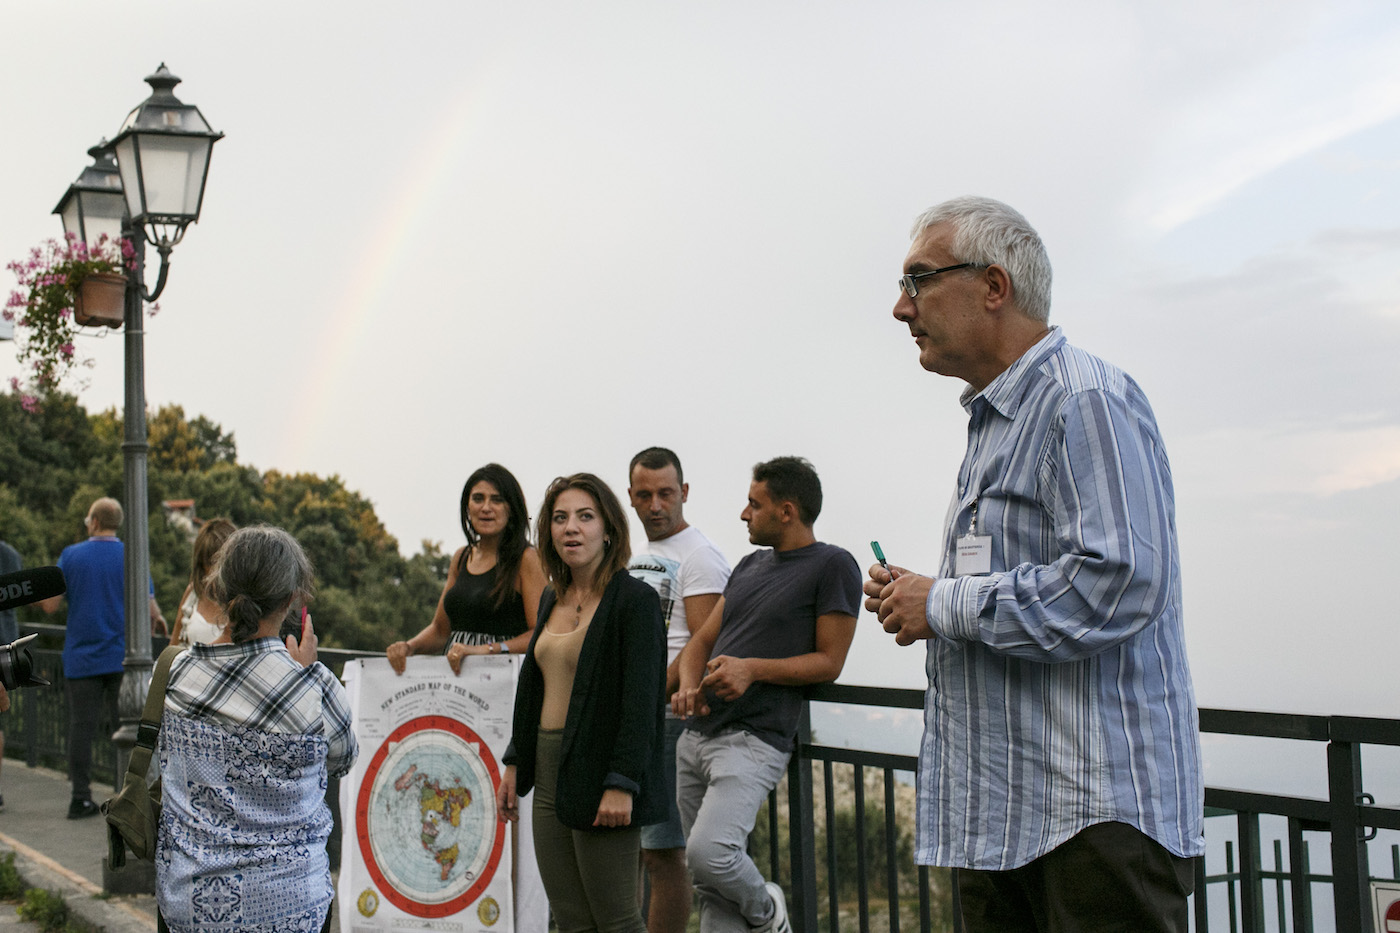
[73,272,127,328]
[4,233,138,406]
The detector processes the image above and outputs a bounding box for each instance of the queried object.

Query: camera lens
[0,637,51,690]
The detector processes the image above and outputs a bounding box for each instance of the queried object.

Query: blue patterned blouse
[155,638,357,933]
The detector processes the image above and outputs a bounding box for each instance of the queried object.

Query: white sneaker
[754,882,791,933]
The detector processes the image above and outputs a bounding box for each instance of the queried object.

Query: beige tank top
[534,619,590,730]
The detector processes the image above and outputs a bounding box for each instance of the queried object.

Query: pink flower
[20,395,39,413]
[59,343,75,358]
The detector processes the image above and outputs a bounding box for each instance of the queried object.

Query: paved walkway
[0,759,347,932]
[0,759,156,932]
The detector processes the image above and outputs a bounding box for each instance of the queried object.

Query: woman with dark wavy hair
[497,473,666,933]
[387,463,546,675]
[156,525,357,933]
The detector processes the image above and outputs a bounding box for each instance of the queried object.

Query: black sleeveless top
[442,560,528,646]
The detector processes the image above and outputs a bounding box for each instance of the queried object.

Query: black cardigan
[503,569,666,831]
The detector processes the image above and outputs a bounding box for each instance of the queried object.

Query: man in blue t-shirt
[671,457,861,933]
[40,497,167,818]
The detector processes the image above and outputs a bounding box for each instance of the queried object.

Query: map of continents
[358,716,505,917]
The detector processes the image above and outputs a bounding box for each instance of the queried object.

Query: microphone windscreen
[0,566,66,613]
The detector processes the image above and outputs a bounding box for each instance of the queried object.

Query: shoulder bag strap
[124,644,186,782]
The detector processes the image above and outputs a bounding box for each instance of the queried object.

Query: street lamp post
[53,67,221,885]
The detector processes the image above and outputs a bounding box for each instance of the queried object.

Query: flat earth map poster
[341,657,518,932]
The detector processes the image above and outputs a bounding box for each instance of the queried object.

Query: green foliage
[149,404,237,473]
[0,853,24,900]
[16,888,73,932]
[826,803,915,898]
[748,767,955,932]
[0,391,448,652]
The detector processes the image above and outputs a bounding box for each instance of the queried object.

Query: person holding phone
[155,525,356,933]
[386,463,546,675]
[496,473,666,933]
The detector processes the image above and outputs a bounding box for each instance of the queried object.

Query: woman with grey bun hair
[154,525,358,933]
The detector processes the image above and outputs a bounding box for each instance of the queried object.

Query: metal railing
[754,685,1400,933]
[9,628,1398,932]
[4,628,376,791]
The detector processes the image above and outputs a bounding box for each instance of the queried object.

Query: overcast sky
[3,2,1399,729]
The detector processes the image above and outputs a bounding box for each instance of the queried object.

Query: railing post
[788,704,819,933]
[1192,855,1208,932]
[1286,818,1312,933]
[1237,811,1264,933]
[1327,734,1372,933]
[22,675,39,767]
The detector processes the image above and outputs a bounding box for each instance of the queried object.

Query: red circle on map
[355,715,505,917]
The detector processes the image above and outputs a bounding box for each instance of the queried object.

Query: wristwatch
[498,643,509,655]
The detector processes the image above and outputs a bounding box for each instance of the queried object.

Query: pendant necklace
[566,588,587,630]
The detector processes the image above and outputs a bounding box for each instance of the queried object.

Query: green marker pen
[870,541,896,579]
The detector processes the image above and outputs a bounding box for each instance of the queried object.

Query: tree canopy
[0,392,448,651]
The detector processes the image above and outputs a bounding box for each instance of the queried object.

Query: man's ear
[983,264,1013,313]
[777,500,796,524]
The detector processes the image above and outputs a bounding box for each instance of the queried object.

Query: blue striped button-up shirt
[920,327,1203,870]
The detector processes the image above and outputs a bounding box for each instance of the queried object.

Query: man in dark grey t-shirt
[672,457,860,933]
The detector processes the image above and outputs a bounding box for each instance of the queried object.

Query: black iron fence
[9,627,1399,933]
[3,628,376,790]
[753,687,1400,933]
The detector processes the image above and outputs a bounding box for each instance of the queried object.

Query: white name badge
[955,535,992,576]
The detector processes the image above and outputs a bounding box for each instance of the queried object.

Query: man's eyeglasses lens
[899,262,977,298]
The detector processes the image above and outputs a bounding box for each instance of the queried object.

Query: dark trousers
[955,821,1196,933]
[66,672,122,801]
[532,729,646,933]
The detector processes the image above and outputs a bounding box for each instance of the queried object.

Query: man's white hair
[911,196,1052,323]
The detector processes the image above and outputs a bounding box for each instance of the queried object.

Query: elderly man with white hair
[865,196,1204,932]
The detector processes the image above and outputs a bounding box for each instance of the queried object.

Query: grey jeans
[676,728,790,933]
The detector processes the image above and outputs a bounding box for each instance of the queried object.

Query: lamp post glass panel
[52,142,126,249]
[57,64,221,783]
[110,62,222,254]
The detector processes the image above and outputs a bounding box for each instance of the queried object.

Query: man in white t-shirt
[627,447,731,933]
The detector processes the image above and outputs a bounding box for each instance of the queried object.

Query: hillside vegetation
[0,391,447,651]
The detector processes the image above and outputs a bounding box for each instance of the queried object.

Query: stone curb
[0,835,154,933]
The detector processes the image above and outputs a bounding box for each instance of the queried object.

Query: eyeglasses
[898,262,981,298]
